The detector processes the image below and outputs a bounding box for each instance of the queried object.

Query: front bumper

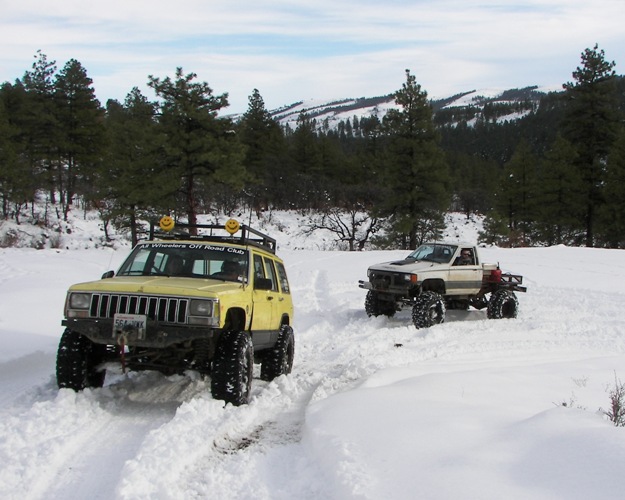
[62,318,217,348]
[358,279,413,295]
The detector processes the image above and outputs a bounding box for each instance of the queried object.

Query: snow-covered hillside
[1,210,625,499]
[266,85,560,130]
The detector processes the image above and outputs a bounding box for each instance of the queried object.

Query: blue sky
[2,0,625,114]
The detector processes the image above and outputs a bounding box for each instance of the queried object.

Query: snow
[2,210,625,499]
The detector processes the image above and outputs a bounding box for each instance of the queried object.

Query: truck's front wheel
[56,328,106,391]
[365,291,396,317]
[487,290,519,319]
[211,330,254,406]
[412,291,446,329]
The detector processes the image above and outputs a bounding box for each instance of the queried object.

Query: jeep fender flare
[225,307,246,332]
[279,313,291,327]
[420,278,446,295]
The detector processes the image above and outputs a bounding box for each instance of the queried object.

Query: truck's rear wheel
[56,328,106,391]
[487,290,519,319]
[365,291,396,317]
[211,330,254,406]
[412,291,446,328]
[260,325,295,381]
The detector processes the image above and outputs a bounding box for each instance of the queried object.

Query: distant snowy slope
[264,85,559,130]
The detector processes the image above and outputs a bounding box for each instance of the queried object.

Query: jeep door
[251,253,281,345]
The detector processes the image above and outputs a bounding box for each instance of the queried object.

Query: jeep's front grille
[370,272,403,289]
[89,294,189,324]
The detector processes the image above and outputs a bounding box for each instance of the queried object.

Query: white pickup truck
[358,242,527,328]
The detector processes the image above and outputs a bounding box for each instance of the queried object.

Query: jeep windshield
[116,242,249,283]
[406,243,457,264]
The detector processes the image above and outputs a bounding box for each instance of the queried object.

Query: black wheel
[411,291,446,329]
[260,325,295,381]
[211,330,254,406]
[365,290,396,317]
[56,329,106,391]
[487,289,519,319]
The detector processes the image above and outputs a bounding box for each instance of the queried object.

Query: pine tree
[598,127,625,247]
[534,134,584,244]
[54,59,105,220]
[562,44,618,246]
[0,87,26,219]
[103,88,167,244]
[378,69,450,248]
[447,151,499,216]
[148,68,245,228]
[20,51,60,204]
[496,140,538,244]
[237,89,285,211]
[287,112,324,209]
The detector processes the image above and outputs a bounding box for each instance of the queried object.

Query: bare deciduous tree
[302,207,380,251]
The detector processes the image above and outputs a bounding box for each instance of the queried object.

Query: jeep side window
[253,254,274,290]
[253,254,265,280]
[263,257,279,291]
[276,262,290,294]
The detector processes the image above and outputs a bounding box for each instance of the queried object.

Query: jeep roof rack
[148,220,277,254]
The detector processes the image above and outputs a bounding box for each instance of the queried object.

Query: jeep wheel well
[225,308,246,331]
[421,278,446,295]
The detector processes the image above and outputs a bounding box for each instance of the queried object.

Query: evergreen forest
[1,45,625,249]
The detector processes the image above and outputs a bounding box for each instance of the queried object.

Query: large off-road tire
[260,325,295,381]
[56,328,106,391]
[411,291,446,329]
[211,330,254,406]
[487,289,519,319]
[365,290,396,317]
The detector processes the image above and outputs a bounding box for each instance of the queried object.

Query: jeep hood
[68,276,242,297]
[368,259,439,273]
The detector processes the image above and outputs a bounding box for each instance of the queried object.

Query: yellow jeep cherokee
[57,218,294,406]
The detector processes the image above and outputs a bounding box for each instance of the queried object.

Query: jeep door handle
[267,296,274,301]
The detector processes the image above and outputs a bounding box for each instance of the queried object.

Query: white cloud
[2,0,625,113]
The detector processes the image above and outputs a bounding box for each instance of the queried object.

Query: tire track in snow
[116,270,395,499]
[0,374,207,500]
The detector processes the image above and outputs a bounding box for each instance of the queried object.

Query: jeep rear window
[116,242,249,282]
[275,261,290,293]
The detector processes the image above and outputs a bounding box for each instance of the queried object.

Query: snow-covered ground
[1,210,625,499]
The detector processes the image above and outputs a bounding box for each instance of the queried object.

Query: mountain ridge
[267,84,562,129]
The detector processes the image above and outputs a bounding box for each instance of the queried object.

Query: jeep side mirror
[254,277,273,290]
[101,270,115,279]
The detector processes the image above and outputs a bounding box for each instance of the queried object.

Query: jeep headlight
[188,299,219,326]
[66,292,92,318]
